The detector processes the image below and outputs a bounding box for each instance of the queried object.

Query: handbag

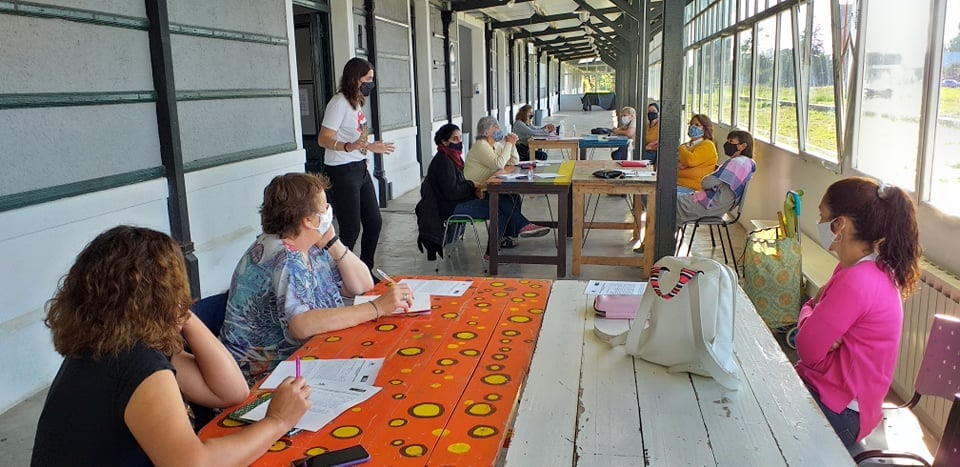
[742,227,802,329]
[742,190,803,329]
[595,256,741,389]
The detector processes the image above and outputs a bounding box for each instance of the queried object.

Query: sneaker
[518,224,551,238]
[499,237,518,249]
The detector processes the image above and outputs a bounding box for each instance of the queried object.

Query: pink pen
[295,356,301,378]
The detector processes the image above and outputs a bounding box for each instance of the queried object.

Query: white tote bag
[596,256,741,390]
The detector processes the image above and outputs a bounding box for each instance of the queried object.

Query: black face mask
[647,112,658,122]
[723,142,741,157]
[360,81,376,97]
[448,142,463,151]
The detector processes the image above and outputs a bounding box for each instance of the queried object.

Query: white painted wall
[0,180,170,413]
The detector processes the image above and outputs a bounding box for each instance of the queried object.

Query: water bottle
[571,123,577,137]
[526,164,535,180]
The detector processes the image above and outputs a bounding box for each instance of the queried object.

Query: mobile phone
[292,445,370,467]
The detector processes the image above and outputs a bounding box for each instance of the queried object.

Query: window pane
[721,35,734,124]
[929,1,960,215]
[755,17,777,140]
[776,12,798,148]
[854,0,929,188]
[804,0,839,160]
[713,37,724,121]
[737,29,753,129]
[702,41,714,118]
[839,1,859,132]
[686,49,700,113]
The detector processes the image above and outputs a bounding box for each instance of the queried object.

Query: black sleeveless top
[32,343,174,467]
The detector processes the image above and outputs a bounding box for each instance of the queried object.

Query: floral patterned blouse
[220,234,343,384]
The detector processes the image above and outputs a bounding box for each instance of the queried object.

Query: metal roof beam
[449,0,535,12]
[511,25,582,39]
[491,12,578,29]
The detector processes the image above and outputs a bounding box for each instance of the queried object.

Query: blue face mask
[688,124,704,139]
[492,130,505,142]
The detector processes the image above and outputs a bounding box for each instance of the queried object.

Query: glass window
[702,41,715,118]
[775,11,798,148]
[755,16,777,140]
[721,35,734,124]
[737,29,753,129]
[686,49,700,113]
[713,37,724,121]
[739,0,750,21]
[804,0,839,161]
[854,0,930,188]
[838,0,859,115]
[929,1,960,215]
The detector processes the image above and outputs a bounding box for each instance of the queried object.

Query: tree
[949,22,960,52]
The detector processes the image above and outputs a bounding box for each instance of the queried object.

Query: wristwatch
[324,234,339,250]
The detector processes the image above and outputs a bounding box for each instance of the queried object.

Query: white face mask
[621,117,632,125]
[816,217,838,251]
[314,206,334,234]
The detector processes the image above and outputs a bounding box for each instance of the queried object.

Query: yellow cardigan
[677,139,718,191]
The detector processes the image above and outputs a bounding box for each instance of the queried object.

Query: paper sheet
[259,358,384,390]
[354,293,432,315]
[398,279,472,296]
[584,280,647,296]
[241,379,382,432]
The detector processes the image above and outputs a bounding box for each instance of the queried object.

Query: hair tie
[877,182,893,200]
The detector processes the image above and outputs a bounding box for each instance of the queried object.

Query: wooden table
[577,135,632,160]
[199,276,552,466]
[571,160,656,277]
[486,161,573,277]
[528,137,579,160]
[505,280,855,466]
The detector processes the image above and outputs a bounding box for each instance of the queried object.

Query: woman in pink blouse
[795,177,920,447]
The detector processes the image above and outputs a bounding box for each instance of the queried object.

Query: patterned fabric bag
[742,190,804,329]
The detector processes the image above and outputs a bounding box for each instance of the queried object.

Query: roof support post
[654,0,682,263]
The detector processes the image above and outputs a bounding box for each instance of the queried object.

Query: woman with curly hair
[795,177,921,447]
[32,226,311,466]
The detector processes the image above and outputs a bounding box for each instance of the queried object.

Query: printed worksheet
[259,358,384,389]
[241,379,381,432]
[354,293,432,315]
[398,279,473,296]
[584,280,647,296]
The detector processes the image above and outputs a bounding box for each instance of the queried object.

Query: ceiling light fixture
[577,11,590,23]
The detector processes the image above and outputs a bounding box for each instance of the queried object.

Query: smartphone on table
[291,445,370,467]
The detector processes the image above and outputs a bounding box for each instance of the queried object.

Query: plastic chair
[854,314,960,466]
[191,292,228,337]
[436,214,487,274]
[676,179,751,273]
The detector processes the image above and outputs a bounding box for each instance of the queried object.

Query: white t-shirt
[320,93,367,166]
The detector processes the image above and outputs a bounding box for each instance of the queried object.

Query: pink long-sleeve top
[794,258,902,442]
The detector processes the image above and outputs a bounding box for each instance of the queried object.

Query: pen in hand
[375,268,396,285]
[295,356,301,379]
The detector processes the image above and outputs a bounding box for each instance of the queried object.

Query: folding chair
[854,314,960,466]
[676,179,751,273]
[436,214,487,274]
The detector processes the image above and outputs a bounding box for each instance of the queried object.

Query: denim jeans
[611,147,627,160]
[642,149,658,165]
[808,386,861,447]
[452,193,529,240]
[677,186,696,195]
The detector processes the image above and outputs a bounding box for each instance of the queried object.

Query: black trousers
[324,160,381,269]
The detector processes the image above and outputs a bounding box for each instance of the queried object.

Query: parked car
[941,78,960,88]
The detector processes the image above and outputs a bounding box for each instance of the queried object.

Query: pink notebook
[593,295,643,319]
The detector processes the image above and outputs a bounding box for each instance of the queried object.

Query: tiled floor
[0,108,754,465]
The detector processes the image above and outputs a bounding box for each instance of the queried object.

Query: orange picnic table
[199,276,552,466]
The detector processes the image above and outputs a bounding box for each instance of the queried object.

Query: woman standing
[677,114,718,194]
[511,104,556,161]
[795,177,920,447]
[33,226,311,466]
[318,57,395,272]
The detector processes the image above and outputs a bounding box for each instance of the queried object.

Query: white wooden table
[505,280,855,466]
